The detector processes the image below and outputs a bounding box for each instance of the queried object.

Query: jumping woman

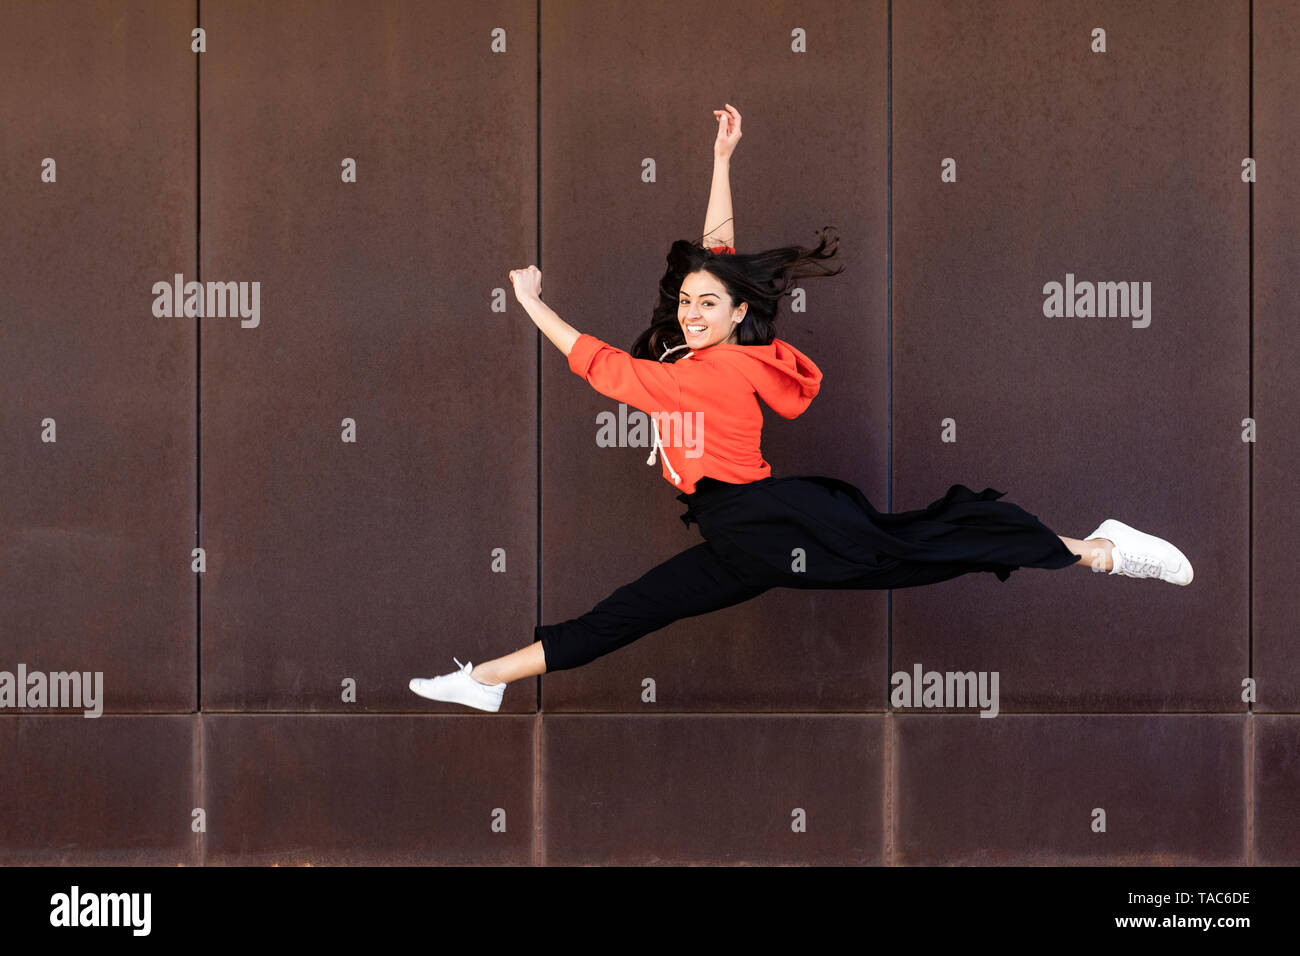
[409,103,1193,712]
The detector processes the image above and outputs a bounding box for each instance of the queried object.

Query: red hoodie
[566,246,823,493]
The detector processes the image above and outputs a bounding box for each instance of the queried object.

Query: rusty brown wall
[0,0,1294,865]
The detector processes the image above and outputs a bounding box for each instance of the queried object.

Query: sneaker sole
[408,678,503,712]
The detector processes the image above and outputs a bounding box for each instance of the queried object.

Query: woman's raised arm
[508,265,580,356]
[702,104,742,250]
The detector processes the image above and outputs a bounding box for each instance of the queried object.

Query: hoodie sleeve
[567,333,681,412]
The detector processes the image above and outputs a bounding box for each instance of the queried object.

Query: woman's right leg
[1059,535,1114,571]
[471,541,770,682]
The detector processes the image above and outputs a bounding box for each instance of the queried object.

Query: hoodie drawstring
[646,417,682,485]
[645,342,692,485]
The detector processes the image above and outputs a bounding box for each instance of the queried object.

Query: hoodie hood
[709,339,822,419]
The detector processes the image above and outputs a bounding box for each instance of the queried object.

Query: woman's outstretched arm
[702,104,742,248]
[508,265,579,356]
[505,267,698,414]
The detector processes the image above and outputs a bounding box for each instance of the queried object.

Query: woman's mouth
[685,324,709,338]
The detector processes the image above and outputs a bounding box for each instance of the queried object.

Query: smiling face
[678,269,747,350]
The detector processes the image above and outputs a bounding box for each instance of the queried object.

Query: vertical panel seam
[1246,0,1253,868]
[884,712,895,866]
[1246,2,1253,699]
[535,0,544,865]
[885,0,895,761]
[197,714,205,865]
[195,0,202,715]
[535,0,543,718]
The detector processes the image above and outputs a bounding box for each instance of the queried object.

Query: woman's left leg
[467,642,545,686]
[473,541,771,682]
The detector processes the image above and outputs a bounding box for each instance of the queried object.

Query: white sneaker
[409,657,506,712]
[1085,519,1193,586]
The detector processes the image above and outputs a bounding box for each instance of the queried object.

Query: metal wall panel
[202,714,535,865]
[0,0,196,712]
[1252,0,1300,711]
[1253,717,1300,864]
[895,715,1246,865]
[0,716,198,865]
[538,0,890,711]
[891,0,1246,712]
[542,715,884,864]
[197,0,538,711]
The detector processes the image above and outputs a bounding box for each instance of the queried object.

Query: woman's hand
[508,265,542,302]
[712,103,742,161]
[510,268,580,356]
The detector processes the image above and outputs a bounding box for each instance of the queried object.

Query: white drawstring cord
[646,417,682,485]
[642,341,691,484]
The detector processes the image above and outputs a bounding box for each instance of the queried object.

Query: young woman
[410,103,1192,712]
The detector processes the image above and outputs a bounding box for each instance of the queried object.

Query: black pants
[533,475,1082,673]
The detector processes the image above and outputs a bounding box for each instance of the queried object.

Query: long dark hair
[630,223,844,362]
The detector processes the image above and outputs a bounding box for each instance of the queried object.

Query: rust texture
[0,0,1290,865]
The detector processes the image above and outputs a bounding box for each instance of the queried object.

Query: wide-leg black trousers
[534,475,1082,673]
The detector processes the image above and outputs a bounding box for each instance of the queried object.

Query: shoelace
[452,656,499,690]
[1116,549,1164,577]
